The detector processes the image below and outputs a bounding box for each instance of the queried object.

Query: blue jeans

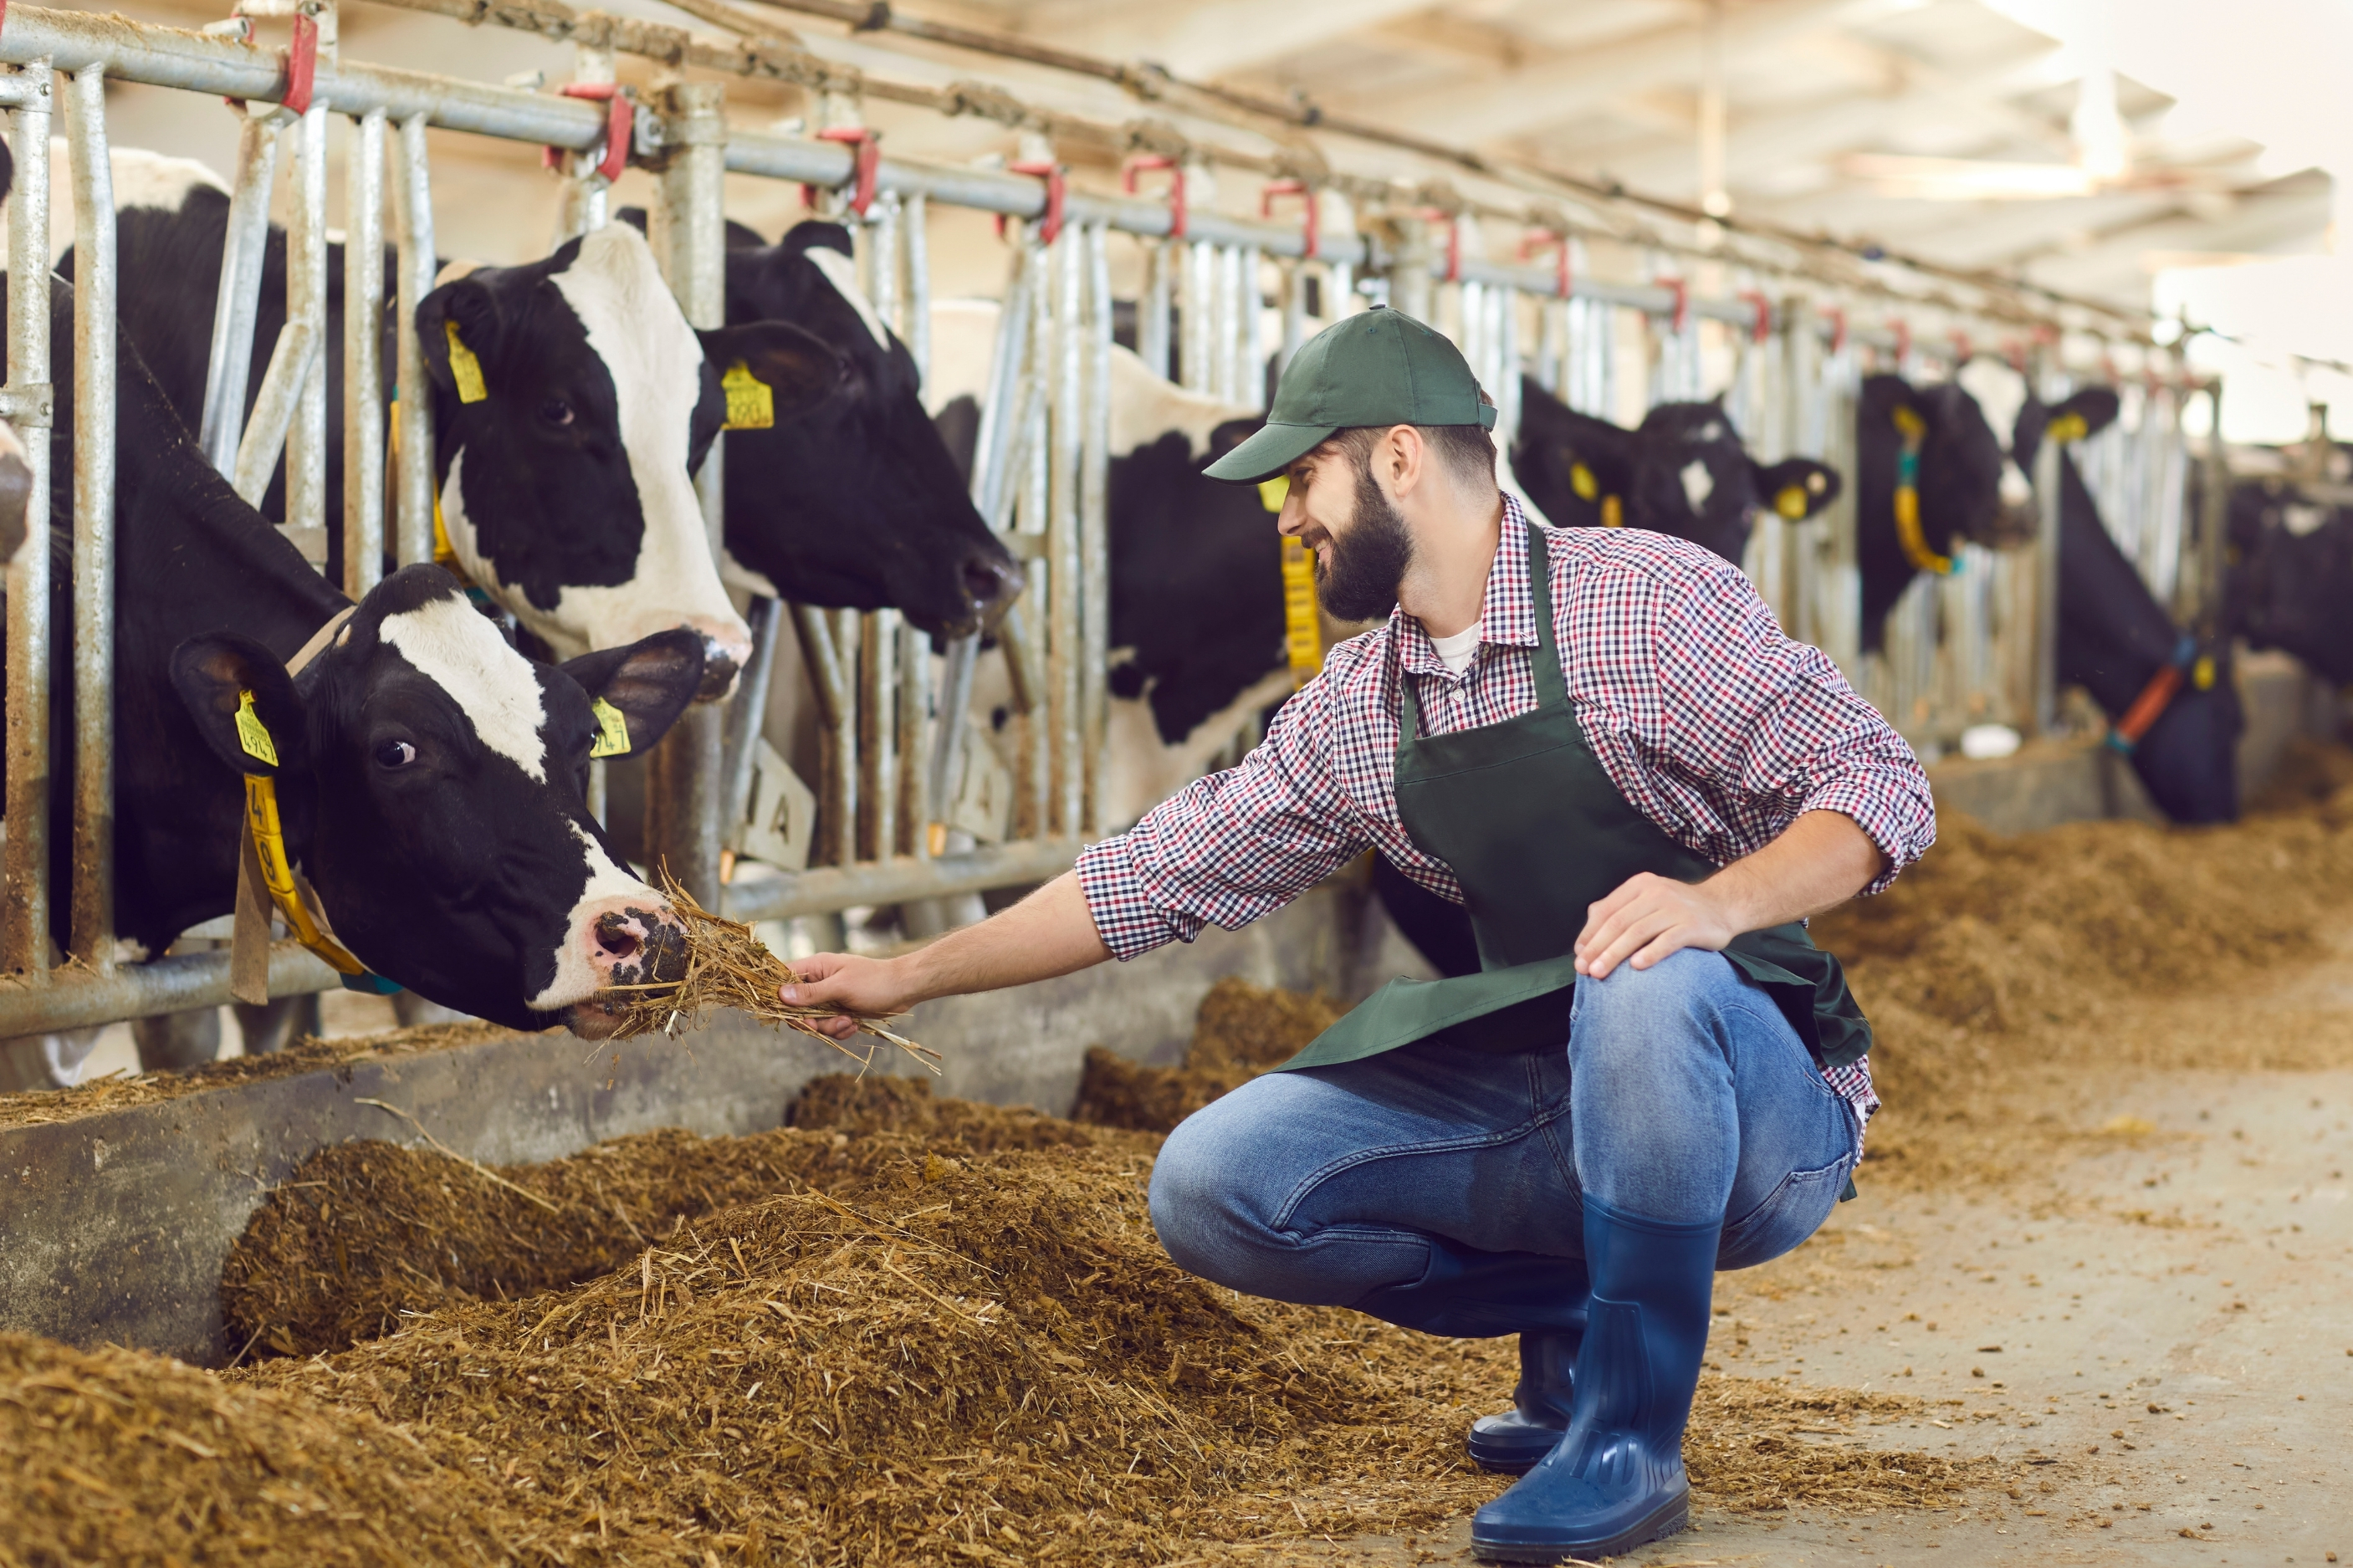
[1148,948,1861,1336]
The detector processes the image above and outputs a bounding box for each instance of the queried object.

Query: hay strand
[602,870,939,1073]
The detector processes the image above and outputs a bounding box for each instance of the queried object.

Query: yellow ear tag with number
[234,690,279,767]
[2047,412,2089,445]
[1570,462,1599,502]
[589,697,632,759]
[1774,485,1810,520]
[444,319,488,405]
[723,362,775,431]
[1257,474,1290,513]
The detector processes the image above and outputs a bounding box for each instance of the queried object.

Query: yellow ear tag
[2192,654,2217,691]
[723,362,775,431]
[1600,495,1624,529]
[589,697,632,759]
[2048,412,2089,444]
[1257,474,1290,513]
[1570,462,1599,502]
[234,690,279,768]
[444,319,489,405]
[1774,485,1809,520]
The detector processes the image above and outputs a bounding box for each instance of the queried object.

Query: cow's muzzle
[562,896,690,1039]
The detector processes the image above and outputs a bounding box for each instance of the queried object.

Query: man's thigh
[1150,1040,1585,1269]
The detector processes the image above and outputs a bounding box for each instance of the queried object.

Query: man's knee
[1148,1087,1295,1289]
[1573,948,1746,1060]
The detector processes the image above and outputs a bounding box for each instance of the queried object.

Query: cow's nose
[687,618,751,702]
[963,545,1026,632]
[561,894,690,1039]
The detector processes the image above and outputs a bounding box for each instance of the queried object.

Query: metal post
[2032,430,2064,736]
[790,602,856,866]
[3,60,53,976]
[66,64,112,972]
[1391,216,1433,325]
[644,81,728,906]
[2197,381,2228,636]
[865,192,899,347]
[1237,243,1262,408]
[1081,222,1111,830]
[1139,237,1172,380]
[1017,284,1052,836]
[284,100,330,559]
[198,113,279,477]
[551,42,612,245]
[1181,238,1213,396]
[1048,227,1083,835]
[1277,258,1307,382]
[389,111,435,569]
[894,618,924,856]
[343,107,386,599]
[719,595,782,861]
[903,191,929,385]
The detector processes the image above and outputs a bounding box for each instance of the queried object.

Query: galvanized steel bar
[865,193,899,348]
[232,319,320,508]
[1015,303,1051,836]
[550,42,613,245]
[284,101,330,555]
[1081,222,1111,831]
[1237,245,1262,408]
[720,595,783,856]
[857,610,896,861]
[3,60,54,978]
[343,107,386,599]
[718,837,1087,926]
[894,618,924,856]
[1180,239,1211,395]
[66,64,113,972]
[789,600,856,866]
[197,115,278,477]
[0,940,341,1036]
[2032,432,2064,735]
[1139,238,1172,381]
[1048,228,1082,835]
[390,112,435,569]
[902,192,928,385]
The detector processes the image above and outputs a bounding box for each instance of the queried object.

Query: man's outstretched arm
[781,872,1110,1038]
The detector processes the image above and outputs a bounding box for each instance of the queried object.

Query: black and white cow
[2223,470,2353,686]
[1854,365,2038,650]
[13,273,706,1035]
[2017,386,2242,823]
[57,154,850,697]
[1512,379,1842,562]
[617,213,1024,639]
[927,299,1295,826]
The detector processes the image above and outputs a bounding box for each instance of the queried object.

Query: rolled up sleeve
[1074,670,1373,959]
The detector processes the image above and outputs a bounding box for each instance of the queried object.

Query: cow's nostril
[595,915,642,960]
[966,553,1025,625]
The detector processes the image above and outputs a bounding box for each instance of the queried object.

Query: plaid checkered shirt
[1076,498,1938,1129]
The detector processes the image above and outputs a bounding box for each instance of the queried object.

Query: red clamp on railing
[806,126,880,217]
[1737,289,1772,345]
[998,160,1067,246]
[541,83,632,184]
[1890,318,1912,365]
[1416,209,1463,284]
[1659,276,1690,334]
[1125,156,1187,240]
[1951,330,1972,365]
[1823,305,1848,357]
[282,8,320,117]
[1520,229,1571,299]
[1261,179,1317,260]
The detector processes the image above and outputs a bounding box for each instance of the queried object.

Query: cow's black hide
[2223,478,2353,685]
[1855,373,2033,651]
[2016,388,2243,825]
[1512,377,1839,563]
[8,274,704,1029]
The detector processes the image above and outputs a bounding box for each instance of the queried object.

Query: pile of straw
[600,873,935,1074]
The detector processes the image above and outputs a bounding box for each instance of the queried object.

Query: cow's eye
[374,739,417,769]
[540,398,574,427]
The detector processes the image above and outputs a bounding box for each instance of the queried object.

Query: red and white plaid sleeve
[1075,641,1379,960]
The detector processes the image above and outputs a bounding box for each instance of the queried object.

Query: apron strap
[1524,523,1569,711]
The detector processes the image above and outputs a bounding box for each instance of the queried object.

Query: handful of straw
[596,871,939,1074]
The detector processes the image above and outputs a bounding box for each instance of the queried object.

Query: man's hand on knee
[1574,873,1737,980]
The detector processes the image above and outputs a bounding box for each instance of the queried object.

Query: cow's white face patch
[805,243,893,353]
[1957,358,2028,450]
[1998,461,2033,508]
[1680,459,1715,513]
[524,820,665,1013]
[377,591,550,783]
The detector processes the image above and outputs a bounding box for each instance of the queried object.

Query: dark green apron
[1281,522,1870,1075]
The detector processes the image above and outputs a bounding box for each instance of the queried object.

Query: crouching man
[780,307,1935,1561]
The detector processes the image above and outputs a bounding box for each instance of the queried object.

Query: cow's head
[695,218,1022,638]
[2010,385,2122,472]
[170,566,704,1036]
[1513,381,1839,562]
[415,223,843,699]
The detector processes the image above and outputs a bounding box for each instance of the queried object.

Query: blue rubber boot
[1466,1324,1584,1474]
[1470,1198,1717,1563]
[1349,1237,1588,1341]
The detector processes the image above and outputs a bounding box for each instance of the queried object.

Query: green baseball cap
[1205,304,1496,484]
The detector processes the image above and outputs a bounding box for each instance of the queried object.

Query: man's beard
[1315,458,1414,621]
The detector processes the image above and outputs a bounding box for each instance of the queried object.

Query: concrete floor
[1292,1064,2353,1567]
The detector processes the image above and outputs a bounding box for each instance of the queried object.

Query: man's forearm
[900,872,1113,1004]
[1704,810,1888,930]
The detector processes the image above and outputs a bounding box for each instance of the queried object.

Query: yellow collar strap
[243,772,371,978]
[1260,474,1323,683]
[1890,405,1954,575]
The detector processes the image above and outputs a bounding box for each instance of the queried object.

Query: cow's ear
[414,276,502,401]
[2047,386,2121,443]
[698,321,845,422]
[1752,457,1841,521]
[171,632,309,779]
[560,629,706,756]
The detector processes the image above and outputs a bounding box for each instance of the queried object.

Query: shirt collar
[1394,495,1537,677]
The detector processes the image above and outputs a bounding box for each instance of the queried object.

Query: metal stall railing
[0,1,2197,1041]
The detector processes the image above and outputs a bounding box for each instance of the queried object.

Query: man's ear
[559,629,707,756]
[413,276,502,401]
[1752,457,1842,520]
[171,633,308,779]
[698,322,846,424]
[2048,386,2121,443]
